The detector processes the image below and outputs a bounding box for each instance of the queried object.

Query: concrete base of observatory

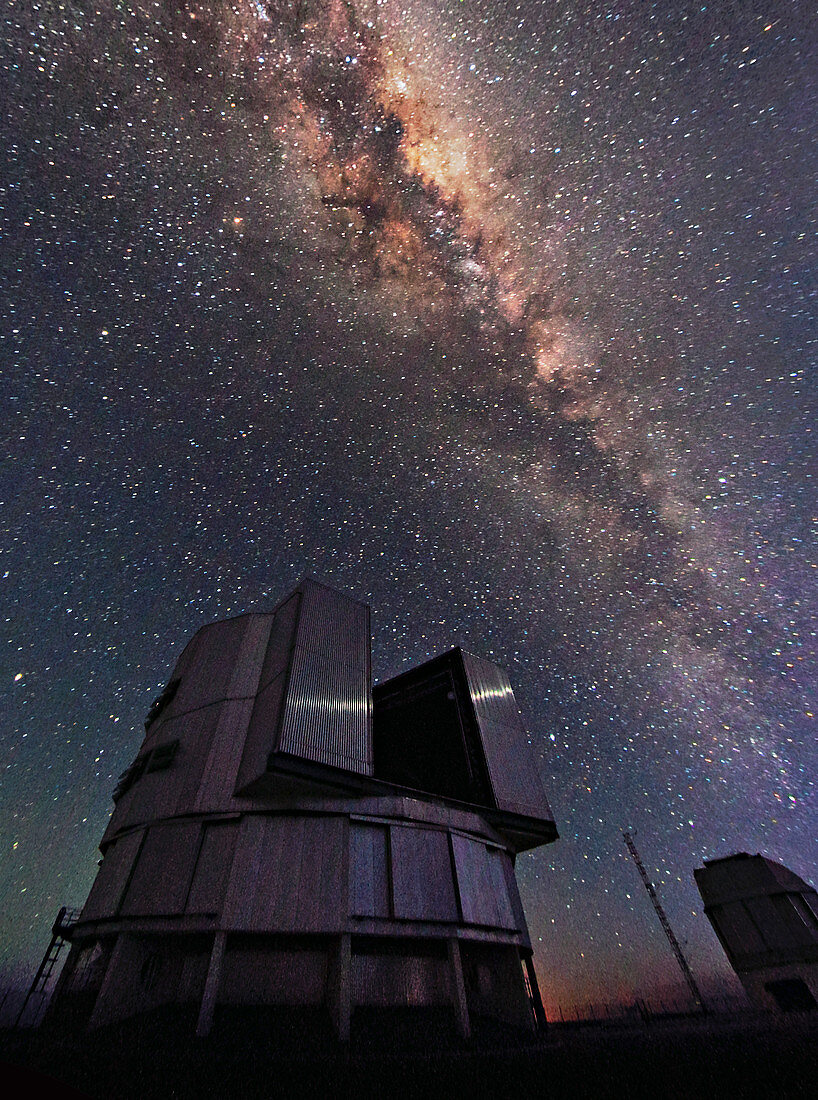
[52,932,536,1041]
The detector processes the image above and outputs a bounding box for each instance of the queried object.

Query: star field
[1,1,815,1013]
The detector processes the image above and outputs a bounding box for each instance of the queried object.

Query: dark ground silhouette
[2,1006,816,1099]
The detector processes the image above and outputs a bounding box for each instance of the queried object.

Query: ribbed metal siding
[461,651,523,730]
[461,651,553,822]
[295,580,370,663]
[277,581,372,774]
[279,645,371,771]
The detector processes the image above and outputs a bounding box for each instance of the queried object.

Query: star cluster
[1,1,815,1012]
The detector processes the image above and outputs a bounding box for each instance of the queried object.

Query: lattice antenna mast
[622,831,705,1012]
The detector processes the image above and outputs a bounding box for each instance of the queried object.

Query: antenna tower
[622,831,706,1012]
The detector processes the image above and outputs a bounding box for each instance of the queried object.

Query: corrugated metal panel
[390,826,458,922]
[350,823,390,918]
[120,821,201,916]
[461,652,523,729]
[237,582,374,781]
[186,821,239,915]
[484,847,517,930]
[461,652,553,821]
[452,834,487,925]
[278,645,371,773]
[451,834,516,930]
[776,894,818,947]
[296,580,370,667]
[80,830,144,921]
[695,859,766,905]
[696,856,810,906]
[767,860,814,894]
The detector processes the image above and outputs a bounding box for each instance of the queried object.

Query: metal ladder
[15,906,79,1027]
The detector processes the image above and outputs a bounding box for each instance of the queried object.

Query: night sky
[2,1,815,1015]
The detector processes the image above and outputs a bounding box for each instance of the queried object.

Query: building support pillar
[196,931,226,1038]
[447,937,471,1039]
[87,933,131,1030]
[523,952,547,1030]
[329,933,351,1042]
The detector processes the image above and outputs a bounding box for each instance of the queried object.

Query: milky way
[1,1,815,1012]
